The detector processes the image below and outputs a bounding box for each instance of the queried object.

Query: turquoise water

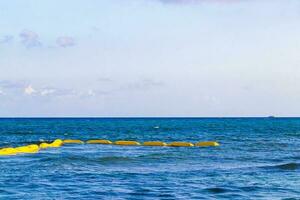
[0,118,299,199]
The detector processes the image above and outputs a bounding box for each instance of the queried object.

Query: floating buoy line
[0,139,220,156]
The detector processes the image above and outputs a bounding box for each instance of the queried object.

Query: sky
[0,0,300,117]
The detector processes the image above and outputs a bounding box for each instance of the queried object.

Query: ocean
[0,118,299,199]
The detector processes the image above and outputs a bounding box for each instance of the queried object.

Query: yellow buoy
[50,139,63,147]
[0,147,17,156]
[86,139,113,144]
[195,141,220,147]
[114,141,141,146]
[63,139,84,144]
[39,142,50,149]
[15,144,39,154]
[168,142,194,147]
[39,139,63,149]
[143,141,167,146]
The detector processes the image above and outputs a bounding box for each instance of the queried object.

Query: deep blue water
[0,118,299,199]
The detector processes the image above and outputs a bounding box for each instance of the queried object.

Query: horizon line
[0,116,297,119]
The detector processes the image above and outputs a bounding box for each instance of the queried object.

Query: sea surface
[0,118,299,199]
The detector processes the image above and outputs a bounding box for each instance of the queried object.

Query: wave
[275,163,299,170]
[262,162,299,171]
[285,132,300,137]
[204,187,229,193]
[97,156,134,163]
[38,155,134,165]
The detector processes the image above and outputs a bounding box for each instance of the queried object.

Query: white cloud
[97,77,113,83]
[24,85,36,95]
[56,36,75,47]
[87,89,96,97]
[125,79,165,90]
[0,80,27,89]
[0,90,5,95]
[19,30,41,48]
[0,35,14,44]
[40,88,56,96]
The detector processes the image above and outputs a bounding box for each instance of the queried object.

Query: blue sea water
[0,118,299,199]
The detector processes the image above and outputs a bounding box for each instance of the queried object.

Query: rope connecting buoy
[168,142,194,147]
[114,141,141,146]
[86,140,112,144]
[143,141,167,146]
[63,139,84,144]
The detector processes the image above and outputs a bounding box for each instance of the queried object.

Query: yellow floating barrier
[49,139,64,148]
[2,138,220,157]
[15,144,39,154]
[51,139,63,147]
[39,142,51,149]
[195,141,220,147]
[63,139,84,144]
[168,142,194,147]
[114,141,141,146]
[143,141,167,146]
[40,139,63,149]
[0,147,17,156]
[86,139,112,144]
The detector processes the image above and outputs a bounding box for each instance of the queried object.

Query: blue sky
[1,0,300,117]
